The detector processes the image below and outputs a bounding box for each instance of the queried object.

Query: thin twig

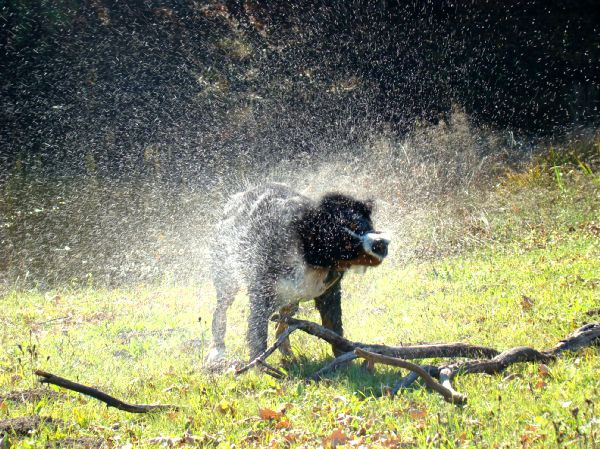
[391,365,439,395]
[235,324,299,375]
[256,359,286,379]
[307,352,358,381]
[354,349,467,405]
[35,370,182,413]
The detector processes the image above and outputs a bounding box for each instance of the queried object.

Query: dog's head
[299,193,390,268]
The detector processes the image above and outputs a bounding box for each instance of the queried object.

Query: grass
[0,166,598,448]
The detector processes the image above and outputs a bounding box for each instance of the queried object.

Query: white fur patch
[206,346,225,363]
[276,261,338,306]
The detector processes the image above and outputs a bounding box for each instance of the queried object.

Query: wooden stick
[354,349,467,405]
[34,370,182,413]
[391,365,439,395]
[438,368,464,402]
[235,324,299,375]
[307,352,357,381]
[275,316,500,360]
[437,323,600,379]
[256,359,286,379]
[445,346,553,376]
[548,322,600,355]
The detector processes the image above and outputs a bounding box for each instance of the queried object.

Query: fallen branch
[233,318,600,405]
[443,323,600,379]
[235,324,299,376]
[308,352,358,381]
[355,349,467,405]
[34,370,182,413]
[236,316,498,379]
[392,365,439,395]
[274,316,500,360]
[549,322,600,355]
[256,359,286,379]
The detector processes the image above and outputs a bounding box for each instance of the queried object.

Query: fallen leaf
[323,429,349,448]
[534,380,547,390]
[520,423,546,447]
[538,364,551,378]
[166,410,179,421]
[408,407,427,420]
[259,407,283,421]
[275,419,291,429]
[520,295,535,310]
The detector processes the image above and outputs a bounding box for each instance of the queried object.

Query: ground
[0,168,598,448]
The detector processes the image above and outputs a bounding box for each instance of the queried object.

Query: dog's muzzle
[344,228,391,261]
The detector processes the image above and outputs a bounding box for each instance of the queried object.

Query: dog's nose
[370,238,389,259]
[363,232,391,260]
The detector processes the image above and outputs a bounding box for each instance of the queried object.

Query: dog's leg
[207,287,236,362]
[315,279,345,357]
[275,303,299,359]
[247,288,275,361]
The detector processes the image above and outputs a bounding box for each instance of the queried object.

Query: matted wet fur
[208,183,390,361]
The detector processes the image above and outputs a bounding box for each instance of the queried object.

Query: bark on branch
[34,370,182,413]
[234,318,600,405]
[354,348,467,405]
[273,316,500,359]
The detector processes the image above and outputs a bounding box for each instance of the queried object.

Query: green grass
[0,171,598,448]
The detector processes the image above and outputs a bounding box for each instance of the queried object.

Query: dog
[207,183,390,361]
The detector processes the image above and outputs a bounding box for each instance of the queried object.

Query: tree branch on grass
[235,316,497,379]
[235,324,299,377]
[34,370,183,413]
[274,316,501,359]
[354,348,467,405]
[235,318,599,405]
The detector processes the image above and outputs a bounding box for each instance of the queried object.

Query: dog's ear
[363,199,375,215]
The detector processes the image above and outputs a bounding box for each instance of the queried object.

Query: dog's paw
[206,347,226,363]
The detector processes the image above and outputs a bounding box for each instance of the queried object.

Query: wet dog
[207,183,390,361]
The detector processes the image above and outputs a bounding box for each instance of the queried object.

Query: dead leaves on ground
[258,405,292,430]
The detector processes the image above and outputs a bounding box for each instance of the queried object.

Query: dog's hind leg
[207,283,237,362]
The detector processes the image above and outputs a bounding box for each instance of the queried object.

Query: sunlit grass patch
[0,164,598,448]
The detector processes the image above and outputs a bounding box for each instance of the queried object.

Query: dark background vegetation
[1,0,599,181]
[0,0,599,288]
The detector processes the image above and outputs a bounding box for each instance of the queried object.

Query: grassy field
[0,166,598,448]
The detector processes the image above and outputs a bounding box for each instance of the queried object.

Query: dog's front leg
[247,287,275,361]
[315,279,345,357]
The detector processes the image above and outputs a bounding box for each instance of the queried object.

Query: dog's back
[210,183,309,287]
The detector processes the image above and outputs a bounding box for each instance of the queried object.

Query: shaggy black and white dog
[207,183,390,361]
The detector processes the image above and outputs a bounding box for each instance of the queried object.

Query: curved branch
[307,352,357,381]
[354,348,467,405]
[235,324,299,376]
[35,371,182,413]
[392,365,439,395]
[275,316,500,359]
[443,324,600,377]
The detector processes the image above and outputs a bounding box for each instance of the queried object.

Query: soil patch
[45,437,105,448]
[0,416,59,436]
[0,388,60,404]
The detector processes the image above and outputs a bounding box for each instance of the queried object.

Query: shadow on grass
[280,354,412,398]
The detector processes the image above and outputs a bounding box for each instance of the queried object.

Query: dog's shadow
[271,354,413,398]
